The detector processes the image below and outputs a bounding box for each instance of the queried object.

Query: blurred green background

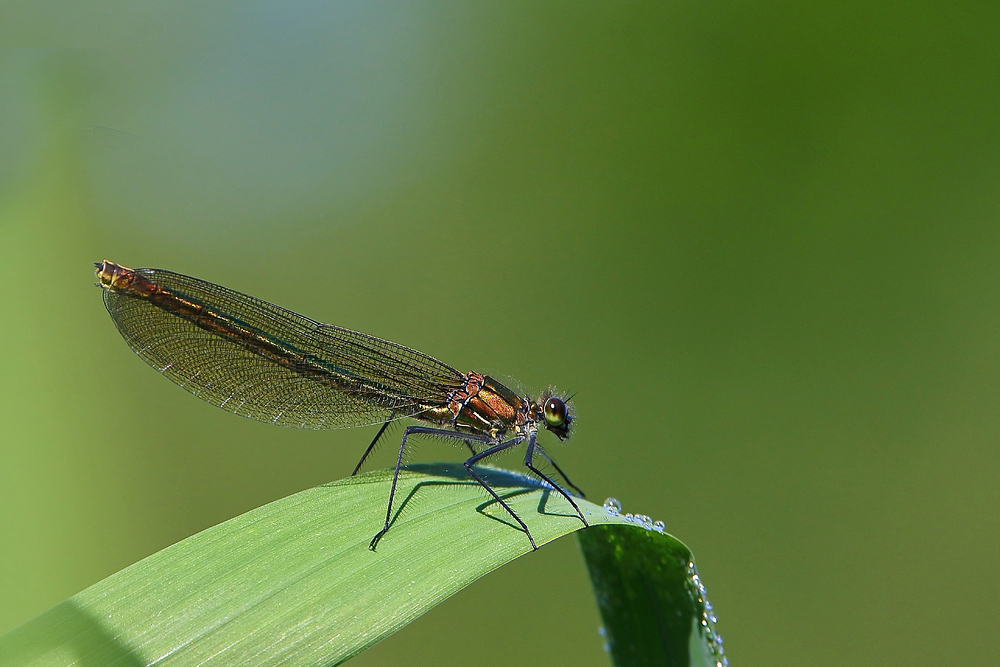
[2,3,999,665]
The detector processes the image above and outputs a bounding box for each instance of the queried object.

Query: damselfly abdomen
[95,260,586,549]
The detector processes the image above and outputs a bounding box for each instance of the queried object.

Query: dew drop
[603,497,622,516]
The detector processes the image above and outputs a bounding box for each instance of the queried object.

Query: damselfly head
[538,392,573,440]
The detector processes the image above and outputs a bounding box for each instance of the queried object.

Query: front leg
[524,433,589,528]
[534,447,586,498]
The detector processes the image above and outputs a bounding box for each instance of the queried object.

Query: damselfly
[95,260,587,549]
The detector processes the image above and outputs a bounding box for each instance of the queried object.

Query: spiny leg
[369,426,490,551]
[525,434,589,528]
[352,419,392,476]
[463,437,539,550]
[535,448,586,498]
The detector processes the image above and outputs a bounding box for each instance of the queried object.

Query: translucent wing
[102,267,465,430]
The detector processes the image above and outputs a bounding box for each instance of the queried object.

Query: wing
[101,267,466,430]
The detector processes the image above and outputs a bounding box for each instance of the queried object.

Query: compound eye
[543,397,567,427]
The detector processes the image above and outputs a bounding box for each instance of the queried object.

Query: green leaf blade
[1,464,724,667]
[579,525,727,667]
[1,465,620,666]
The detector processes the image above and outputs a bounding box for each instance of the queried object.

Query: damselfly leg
[363,425,587,551]
[368,426,492,551]
[534,447,586,498]
[463,436,537,550]
[524,433,589,528]
[352,419,392,476]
